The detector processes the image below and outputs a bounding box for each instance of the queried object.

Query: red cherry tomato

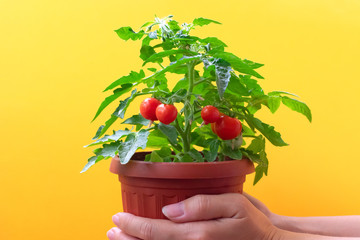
[214,115,242,140]
[155,104,178,124]
[201,105,220,123]
[211,122,217,135]
[140,98,161,121]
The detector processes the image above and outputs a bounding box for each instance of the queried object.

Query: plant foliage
[83,15,312,184]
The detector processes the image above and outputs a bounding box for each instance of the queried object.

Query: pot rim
[110,152,255,179]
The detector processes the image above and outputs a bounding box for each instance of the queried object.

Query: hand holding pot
[107,193,279,240]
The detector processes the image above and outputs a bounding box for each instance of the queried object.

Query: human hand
[107,193,281,240]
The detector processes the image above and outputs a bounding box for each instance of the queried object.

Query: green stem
[182,62,196,153]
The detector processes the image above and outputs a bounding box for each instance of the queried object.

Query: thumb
[162,193,247,223]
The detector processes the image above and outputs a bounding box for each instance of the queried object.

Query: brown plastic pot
[110,152,255,219]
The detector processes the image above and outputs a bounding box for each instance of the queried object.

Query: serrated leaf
[267,96,281,113]
[212,52,264,79]
[118,130,150,164]
[268,91,299,98]
[223,145,243,159]
[247,137,265,154]
[246,115,288,147]
[149,151,164,162]
[81,155,103,173]
[146,130,171,148]
[282,96,312,122]
[143,49,198,66]
[115,27,145,41]
[104,70,144,92]
[253,151,269,185]
[226,74,250,96]
[188,149,204,162]
[143,55,201,82]
[193,17,221,26]
[92,84,133,121]
[92,125,104,140]
[204,139,220,162]
[85,129,132,147]
[122,114,150,126]
[213,58,231,98]
[172,79,188,92]
[199,37,227,48]
[113,89,137,119]
[158,123,178,146]
[140,45,157,61]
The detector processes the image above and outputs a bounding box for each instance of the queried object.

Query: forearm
[276,229,360,240]
[272,214,360,237]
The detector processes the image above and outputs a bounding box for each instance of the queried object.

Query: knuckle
[139,221,154,240]
[194,195,211,213]
[183,224,211,240]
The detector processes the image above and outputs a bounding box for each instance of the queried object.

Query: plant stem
[182,62,196,153]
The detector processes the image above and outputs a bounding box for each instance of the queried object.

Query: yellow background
[1,0,360,239]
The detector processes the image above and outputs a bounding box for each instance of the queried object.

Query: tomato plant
[84,15,312,184]
[155,104,178,124]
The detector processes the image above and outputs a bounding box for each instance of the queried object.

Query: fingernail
[107,229,114,239]
[112,214,120,225]
[162,202,184,218]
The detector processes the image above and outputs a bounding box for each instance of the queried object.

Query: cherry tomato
[140,98,161,121]
[155,104,178,124]
[201,105,220,123]
[214,115,242,140]
[211,122,217,135]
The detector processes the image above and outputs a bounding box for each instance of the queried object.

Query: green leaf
[179,153,193,162]
[149,147,172,162]
[212,52,264,79]
[243,59,264,69]
[122,114,150,126]
[92,84,133,121]
[267,96,281,113]
[188,149,204,162]
[158,123,178,146]
[149,151,164,162]
[247,137,265,154]
[140,45,156,61]
[143,55,201,81]
[246,115,288,147]
[167,89,187,104]
[268,91,299,98]
[143,49,198,66]
[223,145,243,159]
[96,115,118,138]
[204,139,220,162]
[146,130,171,148]
[281,96,312,122]
[226,74,250,96]
[92,125,104,140]
[103,70,144,92]
[113,89,137,119]
[172,79,188,92]
[253,151,269,185]
[115,27,145,41]
[81,155,102,173]
[193,17,221,26]
[213,58,231,98]
[199,37,227,48]
[117,130,150,164]
[85,129,132,147]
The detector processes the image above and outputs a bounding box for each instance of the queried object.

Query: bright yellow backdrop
[1,0,360,239]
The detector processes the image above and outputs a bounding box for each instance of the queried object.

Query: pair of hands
[106,193,279,240]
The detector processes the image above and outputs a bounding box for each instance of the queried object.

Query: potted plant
[82,15,311,219]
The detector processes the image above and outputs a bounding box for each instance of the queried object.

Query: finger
[113,212,183,240]
[107,227,141,240]
[162,193,247,222]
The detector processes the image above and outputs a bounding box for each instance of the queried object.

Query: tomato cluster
[140,98,178,125]
[201,105,242,140]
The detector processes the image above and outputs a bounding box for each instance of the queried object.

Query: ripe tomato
[140,98,161,121]
[155,104,178,124]
[211,122,217,135]
[201,105,220,123]
[214,115,242,140]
